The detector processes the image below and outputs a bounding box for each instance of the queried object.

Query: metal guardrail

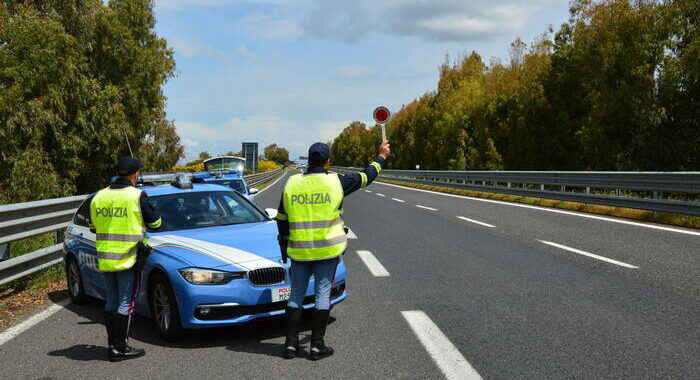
[332,167,700,216]
[0,167,286,286]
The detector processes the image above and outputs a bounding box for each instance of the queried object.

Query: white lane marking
[402,311,482,380]
[416,205,437,211]
[457,216,495,228]
[0,300,69,346]
[347,228,358,239]
[356,250,390,277]
[392,198,405,203]
[377,182,700,237]
[364,190,372,193]
[376,193,386,197]
[256,171,287,194]
[538,240,638,269]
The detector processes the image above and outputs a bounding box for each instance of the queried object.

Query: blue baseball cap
[308,142,330,165]
[117,157,143,176]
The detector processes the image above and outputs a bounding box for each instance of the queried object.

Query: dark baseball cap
[308,142,330,165]
[117,157,143,176]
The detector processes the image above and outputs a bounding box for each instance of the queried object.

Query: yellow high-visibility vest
[90,186,145,272]
[282,173,346,261]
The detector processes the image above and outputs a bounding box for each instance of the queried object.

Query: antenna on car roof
[123,129,134,157]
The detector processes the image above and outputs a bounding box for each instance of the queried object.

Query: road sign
[373,106,391,141]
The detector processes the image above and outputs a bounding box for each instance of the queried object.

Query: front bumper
[172,260,347,329]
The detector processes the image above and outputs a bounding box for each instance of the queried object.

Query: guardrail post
[540,184,545,191]
[561,185,566,192]
[0,243,9,262]
[586,186,591,194]
[55,229,65,245]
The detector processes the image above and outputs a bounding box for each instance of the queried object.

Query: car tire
[65,255,88,304]
[149,272,183,341]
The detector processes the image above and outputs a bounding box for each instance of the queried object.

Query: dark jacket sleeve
[275,197,289,236]
[338,156,386,196]
[140,192,162,228]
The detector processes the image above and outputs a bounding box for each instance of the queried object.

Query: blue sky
[153,0,571,162]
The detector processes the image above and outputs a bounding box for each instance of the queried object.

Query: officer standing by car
[89,157,162,362]
[276,140,390,360]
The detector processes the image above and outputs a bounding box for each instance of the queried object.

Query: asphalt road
[0,169,698,379]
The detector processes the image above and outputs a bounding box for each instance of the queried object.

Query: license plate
[272,287,291,302]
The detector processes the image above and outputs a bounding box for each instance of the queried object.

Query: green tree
[264,143,289,164]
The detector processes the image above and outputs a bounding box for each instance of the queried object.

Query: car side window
[73,197,94,227]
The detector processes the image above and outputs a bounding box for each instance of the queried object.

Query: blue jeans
[103,267,141,315]
[287,257,339,310]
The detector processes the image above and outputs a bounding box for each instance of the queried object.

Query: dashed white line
[392,198,405,203]
[364,190,372,193]
[416,205,437,211]
[376,181,700,237]
[356,250,390,277]
[456,216,495,228]
[538,240,638,269]
[0,300,68,346]
[346,228,358,239]
[402,311,482,380]
[376,193,386,197]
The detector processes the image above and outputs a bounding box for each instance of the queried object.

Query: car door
[66,196,101,297]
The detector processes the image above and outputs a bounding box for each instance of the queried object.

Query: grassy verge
[379,178,700,229]
[1,233,67,330]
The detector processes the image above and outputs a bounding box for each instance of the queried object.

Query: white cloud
[331,65,376,79]
[156,0,295,11]
[169,36,229,60]
[301,0,566,42]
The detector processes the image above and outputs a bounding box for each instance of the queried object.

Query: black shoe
[283,307,302,359]
[109,313,145,362]
[109,345,146,362]
[309,308,334,361]
[104,311,116,348]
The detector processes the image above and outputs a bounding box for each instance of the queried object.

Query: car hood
[148,221,282,271]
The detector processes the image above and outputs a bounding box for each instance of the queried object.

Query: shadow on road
[45,290,335,359]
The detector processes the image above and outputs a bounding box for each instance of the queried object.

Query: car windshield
[148,191,266,232]
[211,179,246,194]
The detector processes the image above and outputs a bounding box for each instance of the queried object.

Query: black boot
[283,307,302,359]
[109,313,145,362]
[309,308,334,361]
[104,311,116,348]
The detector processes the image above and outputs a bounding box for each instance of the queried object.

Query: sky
[153,0,572,162]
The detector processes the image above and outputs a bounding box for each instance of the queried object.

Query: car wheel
[149,273,183,341]
[65,255,88,304]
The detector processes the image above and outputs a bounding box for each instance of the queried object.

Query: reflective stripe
[96,233,143,242]
[97,251,137,261]
[276,213,288,221]
[371,161,382,173]
[289,217,343,230]
[288,235,347,249]
[147,218,162,228]
[359,172,368,188]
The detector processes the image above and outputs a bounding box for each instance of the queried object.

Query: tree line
[0,0,182,204]
[330,0,699,171]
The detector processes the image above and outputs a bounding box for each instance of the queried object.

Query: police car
[63,173,346,340]
[195,156,258,203]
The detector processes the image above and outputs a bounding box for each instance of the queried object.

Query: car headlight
[178,267,244,285]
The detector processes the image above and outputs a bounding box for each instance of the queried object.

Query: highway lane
[0,170,698,379]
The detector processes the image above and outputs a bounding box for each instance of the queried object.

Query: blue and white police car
[63,173,346,340]
[196,156,258,203]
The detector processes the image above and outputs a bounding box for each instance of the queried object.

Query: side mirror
[265,208,278,219]
[249,187,259,195]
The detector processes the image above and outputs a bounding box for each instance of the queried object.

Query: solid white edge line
[356,250,390,277]
[402,310,482,380]
[376,193,386,197]
[392,198,405,203]
[457,216,495,228]
[376,182,700,237]
[0,299,68,346]
[347,228,358,239]
[256,171,287,194]
[416,205,437,211]
[538,240,639,269]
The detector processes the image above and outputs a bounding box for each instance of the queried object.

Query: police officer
[90,157,162,362]
[276,140,390,360]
